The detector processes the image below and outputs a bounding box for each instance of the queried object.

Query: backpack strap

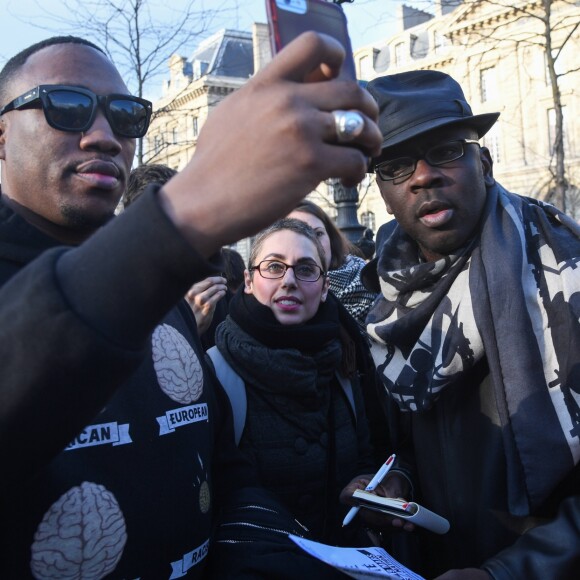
[207,346,356,443]
[335,371,356,426]
[207,346,247,445]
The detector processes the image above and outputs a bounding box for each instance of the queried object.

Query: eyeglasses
[0,85,152,138]
[375,139,480,181]
[250,260,325,282]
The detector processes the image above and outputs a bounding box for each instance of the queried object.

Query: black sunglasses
[0,85,152,138]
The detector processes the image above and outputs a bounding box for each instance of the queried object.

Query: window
[548,106,569,156]
[394,42,407,67]
[171,126,178,144]
[480,67,497,103]
[358,55,373,79]
[153,135,162,155]
[433,31,448,55]
[360,211,376,232]
[482,124,501,164]
[192,116,199,139]
[545,49,566,87]
[193,60,209,80]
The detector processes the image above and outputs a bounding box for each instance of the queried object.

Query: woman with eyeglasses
[207,218,387,546]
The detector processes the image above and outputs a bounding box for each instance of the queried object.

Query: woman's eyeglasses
[250,260,325,282]
[375,139,480,181]
[0,85,152,138]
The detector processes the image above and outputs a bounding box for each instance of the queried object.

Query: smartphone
[266,0,356,80]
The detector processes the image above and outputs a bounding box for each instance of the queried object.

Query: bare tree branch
[20,0,238,163]
[454,0,577,212]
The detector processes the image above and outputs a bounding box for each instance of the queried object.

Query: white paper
[289,535,425,580]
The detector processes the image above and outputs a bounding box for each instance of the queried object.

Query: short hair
[221,248,245,293]
[353,228,376,260]
[291,200,349,270]
[249,218,327,273]
[123,164,177,207]
[0,36,105,108]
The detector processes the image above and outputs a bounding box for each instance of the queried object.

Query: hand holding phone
[266,0,357,81]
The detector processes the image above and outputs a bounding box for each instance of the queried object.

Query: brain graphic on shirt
[30,481,127,580]
[152,324,204,403]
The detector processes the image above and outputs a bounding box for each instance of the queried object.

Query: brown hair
[123,164,177,207]
[221,247,245,292]
[291,200,349,270]
[249,218,327,273]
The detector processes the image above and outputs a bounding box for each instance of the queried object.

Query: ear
[479,147,495,187]
[320,275,330,302]
[0,118,7,161]
[243,269,253,294]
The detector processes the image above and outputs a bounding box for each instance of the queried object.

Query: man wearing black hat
[359,71,580,579]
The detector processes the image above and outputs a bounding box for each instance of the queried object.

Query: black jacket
[385,359,580,580]
[0,189,258,578]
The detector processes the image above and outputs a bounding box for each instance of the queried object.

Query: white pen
[342,453,396,527]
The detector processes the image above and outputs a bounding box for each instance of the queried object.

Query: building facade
[146,28,256,171]
[354,0,580,216]
[148,0,580,252]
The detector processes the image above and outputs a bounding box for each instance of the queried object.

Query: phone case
[266,0,356,80]
[352,490,451,535]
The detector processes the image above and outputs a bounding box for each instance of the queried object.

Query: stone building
[146,28,257,171]
[148,0,580,250]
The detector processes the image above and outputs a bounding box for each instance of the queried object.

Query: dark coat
[0,190,255,578]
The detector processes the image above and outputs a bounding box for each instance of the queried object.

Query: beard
[60,200,117,232]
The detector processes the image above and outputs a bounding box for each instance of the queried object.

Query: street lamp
[327,178,365,243]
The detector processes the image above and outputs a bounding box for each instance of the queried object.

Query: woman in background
[210,218,387,544]
[288,200,377,326]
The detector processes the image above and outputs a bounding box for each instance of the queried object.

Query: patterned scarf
[366,183,580,515]
[328,254,378,326]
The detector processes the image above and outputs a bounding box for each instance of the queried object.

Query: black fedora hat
[366,70,500,151]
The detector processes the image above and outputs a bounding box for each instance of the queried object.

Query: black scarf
[215,291,360,542]
[228,288,340,351]
[214,290,344,396]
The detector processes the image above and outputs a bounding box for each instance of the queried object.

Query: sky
[1,0,407,69]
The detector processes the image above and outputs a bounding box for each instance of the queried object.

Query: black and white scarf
[328,254,378,326]
[366,183,580,514]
